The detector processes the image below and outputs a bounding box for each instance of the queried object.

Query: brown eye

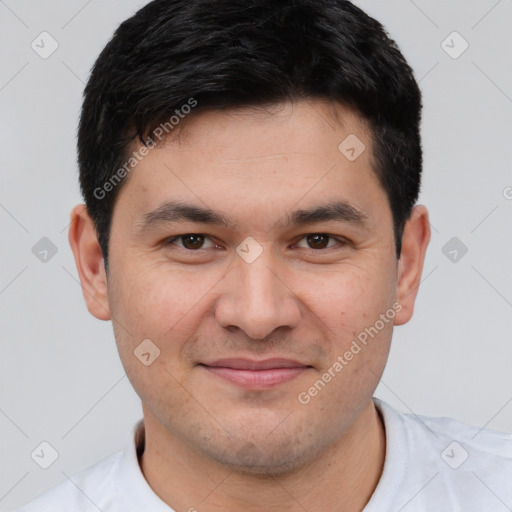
[167,234,211,250]
[294,233,347,252]
[306,234,331,249]
[181,234,205,249]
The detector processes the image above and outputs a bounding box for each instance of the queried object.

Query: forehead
[114,99,389,234]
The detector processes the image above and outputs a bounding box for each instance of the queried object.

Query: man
[15,0,511,510]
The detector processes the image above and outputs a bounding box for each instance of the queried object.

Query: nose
[214,250,301,340]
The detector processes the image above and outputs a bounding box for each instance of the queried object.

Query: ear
[394,205,431,326]
[68,204,111,321]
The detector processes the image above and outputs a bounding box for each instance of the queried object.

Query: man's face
[105,100,403,473]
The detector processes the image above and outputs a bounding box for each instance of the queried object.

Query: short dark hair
[78,0,422,272]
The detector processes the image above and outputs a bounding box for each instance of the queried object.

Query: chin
[203,433,321,477]
[223,450,309,477]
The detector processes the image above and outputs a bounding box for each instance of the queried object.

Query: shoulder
[399,402,512,464]
[14,451,122,512]
[374,398,512,509]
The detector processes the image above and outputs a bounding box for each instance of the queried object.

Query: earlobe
[394,205,431,326]
[68,204,111,321]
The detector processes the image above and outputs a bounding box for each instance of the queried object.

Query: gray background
[1,0,511,509]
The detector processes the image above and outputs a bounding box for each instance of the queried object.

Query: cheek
[110,265,220,354]
[302,264,395,333]
[297,262,396,391]
[108,269,201,404]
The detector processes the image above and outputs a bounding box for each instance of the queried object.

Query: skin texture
[69,99,431,512]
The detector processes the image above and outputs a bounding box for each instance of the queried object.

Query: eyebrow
[134,200,369,235]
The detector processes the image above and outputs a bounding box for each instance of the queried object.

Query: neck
[139,400,386,512]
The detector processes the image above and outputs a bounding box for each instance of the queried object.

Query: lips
[200,358,311,389]
[204,358,308,370]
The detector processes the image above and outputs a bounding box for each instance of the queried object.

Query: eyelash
[164,233,348,252]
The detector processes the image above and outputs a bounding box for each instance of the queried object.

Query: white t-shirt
[13,398,512,511]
